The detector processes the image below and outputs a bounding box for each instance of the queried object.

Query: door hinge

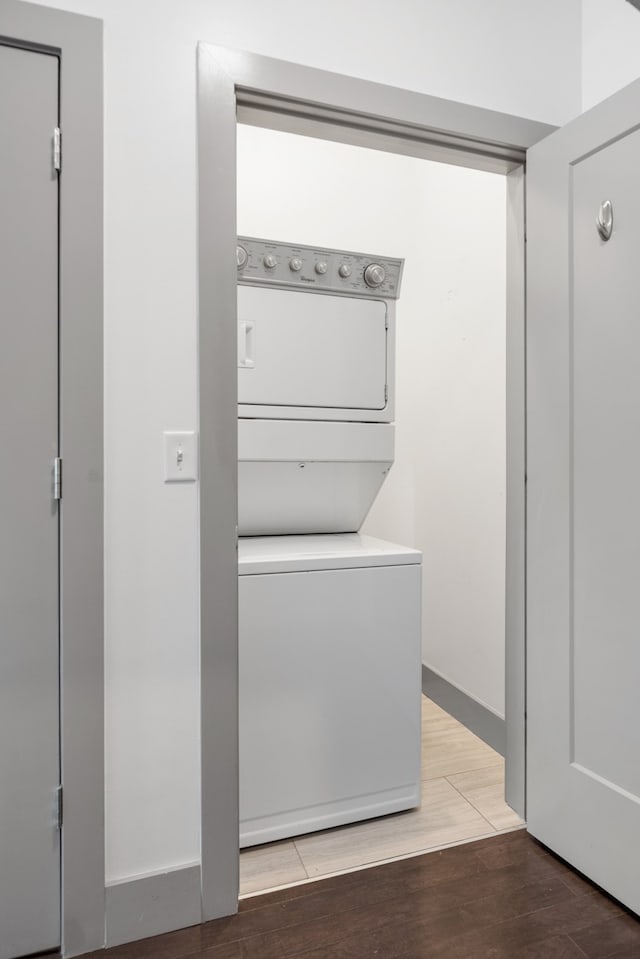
[56,785,63,829]
[53,127,61,173]
[53,457,62,500]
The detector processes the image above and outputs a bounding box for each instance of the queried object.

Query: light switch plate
[164,431,198,482]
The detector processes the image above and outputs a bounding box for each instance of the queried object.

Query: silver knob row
[236,246,386,288]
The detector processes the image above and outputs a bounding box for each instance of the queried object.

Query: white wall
[34,0,582,884]
[237,126,507,718]
[582,0,640,109]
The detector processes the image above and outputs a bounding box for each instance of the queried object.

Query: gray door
[527,79,640,914]
[0,43,61,957]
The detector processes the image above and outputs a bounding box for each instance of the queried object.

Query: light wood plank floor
[239,695,524,896]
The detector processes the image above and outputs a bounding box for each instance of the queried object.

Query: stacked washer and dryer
[236,237,422,848]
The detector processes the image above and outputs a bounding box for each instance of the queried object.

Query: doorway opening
[197,42,540,920]
[234,124,523,897]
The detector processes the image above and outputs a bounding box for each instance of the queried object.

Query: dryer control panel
[237,236,403,299]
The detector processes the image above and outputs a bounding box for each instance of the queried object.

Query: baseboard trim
[105,864,201,948]
[422,666,505,757]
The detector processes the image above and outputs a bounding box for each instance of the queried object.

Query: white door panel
[527,77,640,913]
[0,43,60,957]
[572,130,640,802]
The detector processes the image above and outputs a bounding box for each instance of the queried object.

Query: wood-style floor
[86,829,640,959]
[240,695,523,895]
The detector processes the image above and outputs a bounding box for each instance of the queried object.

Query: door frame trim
[197,42,553,919]
[0,3,104,956]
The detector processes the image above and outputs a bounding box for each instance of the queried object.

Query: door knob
[596,200,613,241]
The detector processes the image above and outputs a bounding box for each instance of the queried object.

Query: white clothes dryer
[236,237,403,536]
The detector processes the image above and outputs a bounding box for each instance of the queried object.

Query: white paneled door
[527,79,640,913]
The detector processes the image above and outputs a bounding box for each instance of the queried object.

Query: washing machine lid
[238,533,422,575]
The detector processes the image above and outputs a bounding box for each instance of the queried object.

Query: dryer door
[238,286,387,411]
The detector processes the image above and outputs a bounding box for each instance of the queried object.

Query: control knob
[338,263,352,278]
[289,256,303,272]
[236,245,248,269]
[364,263,386,288]
[263,253,277,269]
[315,261,328,275]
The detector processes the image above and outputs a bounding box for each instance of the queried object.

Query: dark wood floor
[86,829,640,959]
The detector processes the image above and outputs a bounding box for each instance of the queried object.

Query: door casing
[197,43,554,920]
[0,3,103,956]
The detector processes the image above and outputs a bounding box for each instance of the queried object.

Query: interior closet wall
[237,125,507,718]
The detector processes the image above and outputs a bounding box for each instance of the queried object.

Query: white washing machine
[238,534,422,848]
[236,238,422,846]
